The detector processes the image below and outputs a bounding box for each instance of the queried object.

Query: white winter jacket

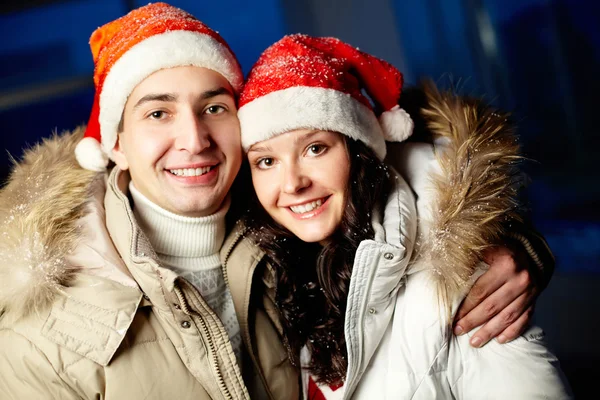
[304,145,571,399]
[302,85,572,399]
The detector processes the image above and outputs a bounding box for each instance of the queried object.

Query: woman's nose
[281,163,311,194]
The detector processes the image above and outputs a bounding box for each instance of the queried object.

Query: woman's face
[248,129,351,243]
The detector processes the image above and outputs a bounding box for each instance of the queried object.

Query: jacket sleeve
[0,329,81,400]
[505,220,555,289]
[447,325,573,399]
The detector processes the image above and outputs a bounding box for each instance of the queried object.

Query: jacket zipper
[174,285,233,400]
[220,226,280,400]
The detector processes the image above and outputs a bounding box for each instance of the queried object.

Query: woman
[237,35,571,399]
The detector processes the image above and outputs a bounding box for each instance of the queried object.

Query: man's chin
[169,196,229,218]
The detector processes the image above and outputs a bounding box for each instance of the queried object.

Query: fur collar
[0,127,99,322]
[408,83,522,303]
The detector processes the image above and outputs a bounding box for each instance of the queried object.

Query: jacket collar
[104,167,180,309]
[374,168,419,252]
[44,166,167,367]
[358,169,419,302]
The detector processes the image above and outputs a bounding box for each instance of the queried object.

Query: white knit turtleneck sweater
[129,183,242,364]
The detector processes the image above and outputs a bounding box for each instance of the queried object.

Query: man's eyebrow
[133,93,177,110]
[132,87,232,111]
[201,86,233,100]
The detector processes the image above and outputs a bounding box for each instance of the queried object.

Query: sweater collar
[129,182,229,258]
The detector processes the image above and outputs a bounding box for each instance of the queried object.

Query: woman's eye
[205,105,226,115]
[307,144,326,156]
[257,158,275,169]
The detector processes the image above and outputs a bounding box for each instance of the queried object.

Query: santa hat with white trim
[238,34,413,160]
[76,2,243,171]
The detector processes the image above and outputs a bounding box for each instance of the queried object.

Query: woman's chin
[287,227,335,244]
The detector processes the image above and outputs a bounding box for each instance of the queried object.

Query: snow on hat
[238,34,413,160]
[76,2,243,171]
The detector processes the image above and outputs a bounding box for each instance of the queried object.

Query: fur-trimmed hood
[388,82,522,301]
[0,127,100,322]
[338,85,568,400]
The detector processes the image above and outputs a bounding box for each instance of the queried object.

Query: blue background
[1,0,598,395]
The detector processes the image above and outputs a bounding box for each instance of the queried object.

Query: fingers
[455,244,529,326]
[455,267,532,334]
[467,292,535,348]
[454,269,524,335]
[455,266,506,322]
[497,305,534,344]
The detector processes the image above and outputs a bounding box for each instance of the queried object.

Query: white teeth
[290,198,323,214]
[169,166,212,176]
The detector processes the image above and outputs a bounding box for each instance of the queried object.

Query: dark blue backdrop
[1,0,598,395]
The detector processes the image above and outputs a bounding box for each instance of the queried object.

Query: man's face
[112,66,242,217]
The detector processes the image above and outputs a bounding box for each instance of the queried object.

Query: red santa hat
[238,34,413,159]
[76,2,243,171]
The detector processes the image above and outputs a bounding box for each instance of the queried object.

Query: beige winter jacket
[0,130,298,399]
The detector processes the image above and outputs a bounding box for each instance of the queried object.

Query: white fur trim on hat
[75,136,109,172]
[99,30,243,159]
[379,105,414,142]
[239,86,387,159]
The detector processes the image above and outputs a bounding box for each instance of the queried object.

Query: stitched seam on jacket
[396,184,413,253]
[56,306,116,330]
[345,243,376,395]
[410,342,449,400]
[396,186,404,245]
[126,337,172,347]
[59,298,117,320]
[62,355,90,370]
[49,314,109,345]
[49,327,102,349]
[449,335,466,396]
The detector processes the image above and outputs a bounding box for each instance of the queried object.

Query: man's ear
[111,134,129,170]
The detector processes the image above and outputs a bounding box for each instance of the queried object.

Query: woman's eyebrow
[247,144,272,154]
[293,130,324,145]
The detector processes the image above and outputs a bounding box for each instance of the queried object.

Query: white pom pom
[379,105,414,142]
[75,137,108,171]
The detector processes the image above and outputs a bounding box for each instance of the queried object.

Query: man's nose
[281,163,311,194]
[174,113,211,153]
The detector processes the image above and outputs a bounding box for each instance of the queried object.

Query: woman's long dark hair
[244,136,393,385]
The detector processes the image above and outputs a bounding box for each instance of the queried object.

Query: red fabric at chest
[308,376,343,400]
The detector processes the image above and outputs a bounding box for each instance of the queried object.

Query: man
[0,2,553,399]
[0,3,295,399]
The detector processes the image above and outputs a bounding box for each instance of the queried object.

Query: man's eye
[149,110,166,119]
[205,105,226,115]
